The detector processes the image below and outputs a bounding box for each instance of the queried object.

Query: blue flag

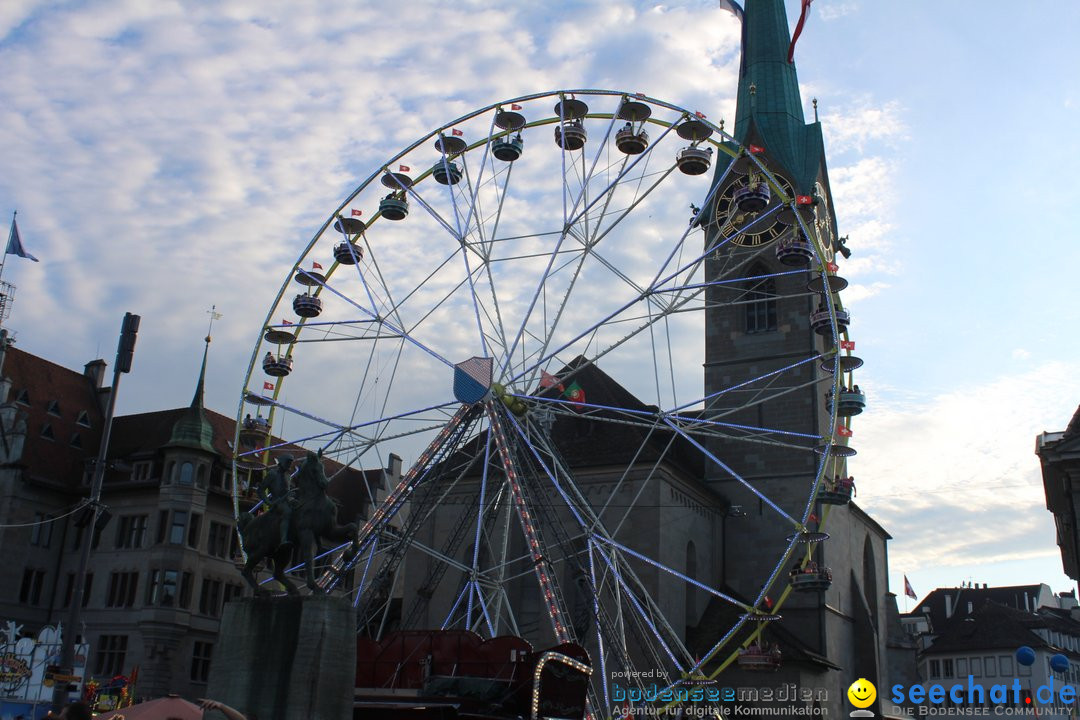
[6,217,38,262]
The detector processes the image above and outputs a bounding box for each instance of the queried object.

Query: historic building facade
[0,333,377,700]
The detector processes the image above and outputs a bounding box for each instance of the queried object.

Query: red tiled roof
[2,346,105,487]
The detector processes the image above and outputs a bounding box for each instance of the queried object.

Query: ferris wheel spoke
[661,417,799,526]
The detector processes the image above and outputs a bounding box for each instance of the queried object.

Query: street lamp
[52,312,139,711]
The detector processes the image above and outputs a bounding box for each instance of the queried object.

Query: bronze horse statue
[238,450,359,595]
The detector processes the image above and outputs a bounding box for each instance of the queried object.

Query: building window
[984,656,996,677]
[115,514,148,549]
[942,659,954,679]
[105,572,139,608]
[131,461,152,482]
[744,266,777,334]
[94,635,128,676]
[929,659,941,678]
[169,511,188,545]
[147,569,180,607]
[46,400,61,417]
[999,655,1013,675]
[180,572,193,609]
[191,641,213,683]
[199,578,223,617]
[30,513,53,547]
[14,388,29,405]
[957,658,968,675]
[179,462,194,486]
[207,522,232,558]
[40,423,54,440]
[76,410,91,428]
[971,657,982,677]
[223,582,244,606]
[19,569,45,605]
[69,433,83,448]
[62,573,93,608]
[188,513,202,549]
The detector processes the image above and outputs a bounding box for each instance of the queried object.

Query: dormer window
[131,461,152,482]
[70,433,83,449]
[76,410,91,428]
[47,400,61,417]
[14,389,29,405]
[40,423,55,441]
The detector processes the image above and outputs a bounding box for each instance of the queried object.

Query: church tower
[698,1,887,713]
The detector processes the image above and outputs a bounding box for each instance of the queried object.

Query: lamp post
[52,312,139,711]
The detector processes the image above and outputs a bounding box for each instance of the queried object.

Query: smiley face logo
[847,678,876,709]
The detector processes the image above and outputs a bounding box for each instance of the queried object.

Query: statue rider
[259,455,295,548]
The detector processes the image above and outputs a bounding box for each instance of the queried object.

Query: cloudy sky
[2,0,1079,606]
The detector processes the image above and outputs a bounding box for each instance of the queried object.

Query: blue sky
[2,0,1079,607]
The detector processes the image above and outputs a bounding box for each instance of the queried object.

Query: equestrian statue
[237,449,359,595]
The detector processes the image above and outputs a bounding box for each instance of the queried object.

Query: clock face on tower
[812,181,837,265]
[714,172,794,247]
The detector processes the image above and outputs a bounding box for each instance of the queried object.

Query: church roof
[164,337,215,454]
[719,0,827,195]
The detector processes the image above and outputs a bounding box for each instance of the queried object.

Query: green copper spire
[166,334,215,454]
[729,0,823,194]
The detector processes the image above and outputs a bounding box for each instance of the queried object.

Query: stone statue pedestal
[207,595,355,720]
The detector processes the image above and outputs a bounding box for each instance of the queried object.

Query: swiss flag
[510,103,522,110]
[282,319,294,326]
[351,209,363,217]
[451,128,463,137]
[312,261,323,271]
[694,111,707,119]
[836,425,853,438]
[839,340,855,351]
[263,381,275,391]
[398,164,410,172]
[748,145,765,154]
[796,195,814,205]
[904,575,918,600]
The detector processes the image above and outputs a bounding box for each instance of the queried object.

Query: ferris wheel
[233,89,860,714]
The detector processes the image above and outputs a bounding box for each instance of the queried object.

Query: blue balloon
[1051,653,1070,674]
[1016,646,1036,667]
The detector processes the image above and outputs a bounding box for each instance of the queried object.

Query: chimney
[84,359,107,389]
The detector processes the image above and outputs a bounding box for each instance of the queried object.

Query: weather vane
[206,304,222,342]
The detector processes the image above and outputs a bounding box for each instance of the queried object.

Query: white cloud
[855,361,1080,571]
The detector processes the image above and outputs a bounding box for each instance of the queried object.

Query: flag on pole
[510,104,523,111]
[282,319,294,326]
[748,144,765,154]
[311,261,323,271]
[398,164,410,172]
[263,381,275,391]
[826,261,839,273]
[839,340,855,351]
[904,575,917,600]
[717,0,744,22]
[540,370,565,392]
[451,128,463,137]
[351,209,363,217]
[836,424,853,438]
[6,215,39,262]
[563,381,586,406]
[787,0,813,64]
[796,195,814,205]
[694,111,707,119]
